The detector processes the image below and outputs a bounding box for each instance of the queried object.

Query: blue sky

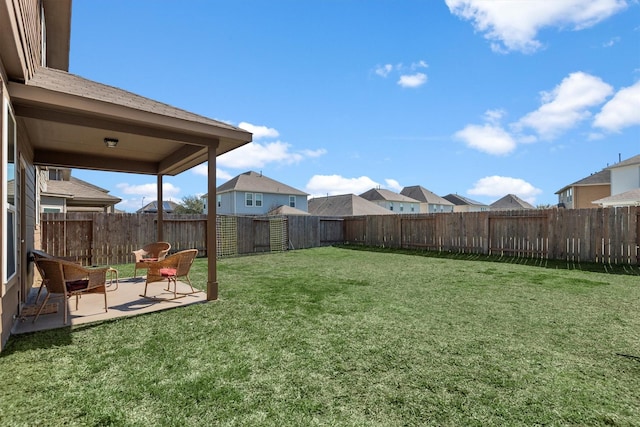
[69,0,640,212]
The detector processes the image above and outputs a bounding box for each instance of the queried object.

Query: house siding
[0,0,42,351]
[218,191,308,215]
[612,164,640,195]
[4,0,43,80]
[574,185,610,209]
[427,203,454,214]
[41,195,65,212]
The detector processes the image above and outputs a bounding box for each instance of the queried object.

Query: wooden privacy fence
[39,213,342,266]
[40,207,639,266]
[343,207,640,265]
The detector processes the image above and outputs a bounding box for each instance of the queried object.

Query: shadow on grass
[336,244,640,276]
[1,326,73,357]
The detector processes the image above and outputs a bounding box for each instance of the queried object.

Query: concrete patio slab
[11,276,207,335]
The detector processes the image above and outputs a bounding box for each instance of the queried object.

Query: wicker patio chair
[31,249,55,304]
[32,258,109,324]
[143,249,198,300]
[132,241,171,277]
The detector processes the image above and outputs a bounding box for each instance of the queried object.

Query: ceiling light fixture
[104,137,119,148]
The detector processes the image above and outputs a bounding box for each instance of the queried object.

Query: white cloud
[305,175,380,197]
[411,60,429,70]
[454,123,516,155]
[375,61,429,88]
[468,176,542,204]
[446,0,628,53]
[217,141,326,169]
[116,182,181,199]
[238,122,279,140]
[114,182,182,212]
[398,73,427,88]
[375,64,393,77]
[384,179,403,192]
[593,80,640,132]
[301,148,328,158]
[484,109,507,124]
[516,72,613,139]
[603,36,621,47]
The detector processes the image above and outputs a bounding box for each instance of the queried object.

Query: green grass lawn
[2,247,639,426]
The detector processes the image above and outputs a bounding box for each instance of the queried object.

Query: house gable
[359,188,420,213]
[490,194,535,211]
[401,185,454,213]
[215,171,308,215]
[608,154,640,196]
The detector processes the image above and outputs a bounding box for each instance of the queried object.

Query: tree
[174,195,204,214]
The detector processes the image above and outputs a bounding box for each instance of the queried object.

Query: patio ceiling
[9,67,252,176]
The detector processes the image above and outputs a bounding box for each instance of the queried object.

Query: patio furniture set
[30,243,199,324]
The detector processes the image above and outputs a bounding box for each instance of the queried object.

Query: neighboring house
[39,167,121,213]
[554,169,610,209]
[442,194,489,212]
[308,194,394,216]
[591,154,640,207]
[137,200,179,214]
[400,185,454,213]
[359,188,420,213]
[207,171,308,215]
[593,189,640,207]
[608,154,640,196]
[0,0,252,351]
[490,194,535,211]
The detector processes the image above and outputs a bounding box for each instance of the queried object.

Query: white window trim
[3,95,17,283]
[245,192,264,208]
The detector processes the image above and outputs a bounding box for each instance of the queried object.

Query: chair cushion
[66,279,89,292]
[159,268,177,277]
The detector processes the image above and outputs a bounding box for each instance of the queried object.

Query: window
[217,194,221,208]
[246,193,263,207]
[48,168,62,180]
[389,203,394,211]
[399,203,404,212]
[289,196,296,208]
[4,99,17,280]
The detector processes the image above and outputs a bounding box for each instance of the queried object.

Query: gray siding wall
[218,191,308,215]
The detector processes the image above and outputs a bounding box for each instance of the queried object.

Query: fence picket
[40,207,639,266]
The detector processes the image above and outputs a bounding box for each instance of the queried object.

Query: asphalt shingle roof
[44,177,121,204]
[490,194,535,210]
[309,194,393,216]
[359,188,419,203]
[27,67,242,131]
[442,193,487,207]
[608,154,640,169]
[217,171,307,196]
[592,188,640,206]
[400,186,453,205]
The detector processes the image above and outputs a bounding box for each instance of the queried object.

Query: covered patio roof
[9,66,252,175]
